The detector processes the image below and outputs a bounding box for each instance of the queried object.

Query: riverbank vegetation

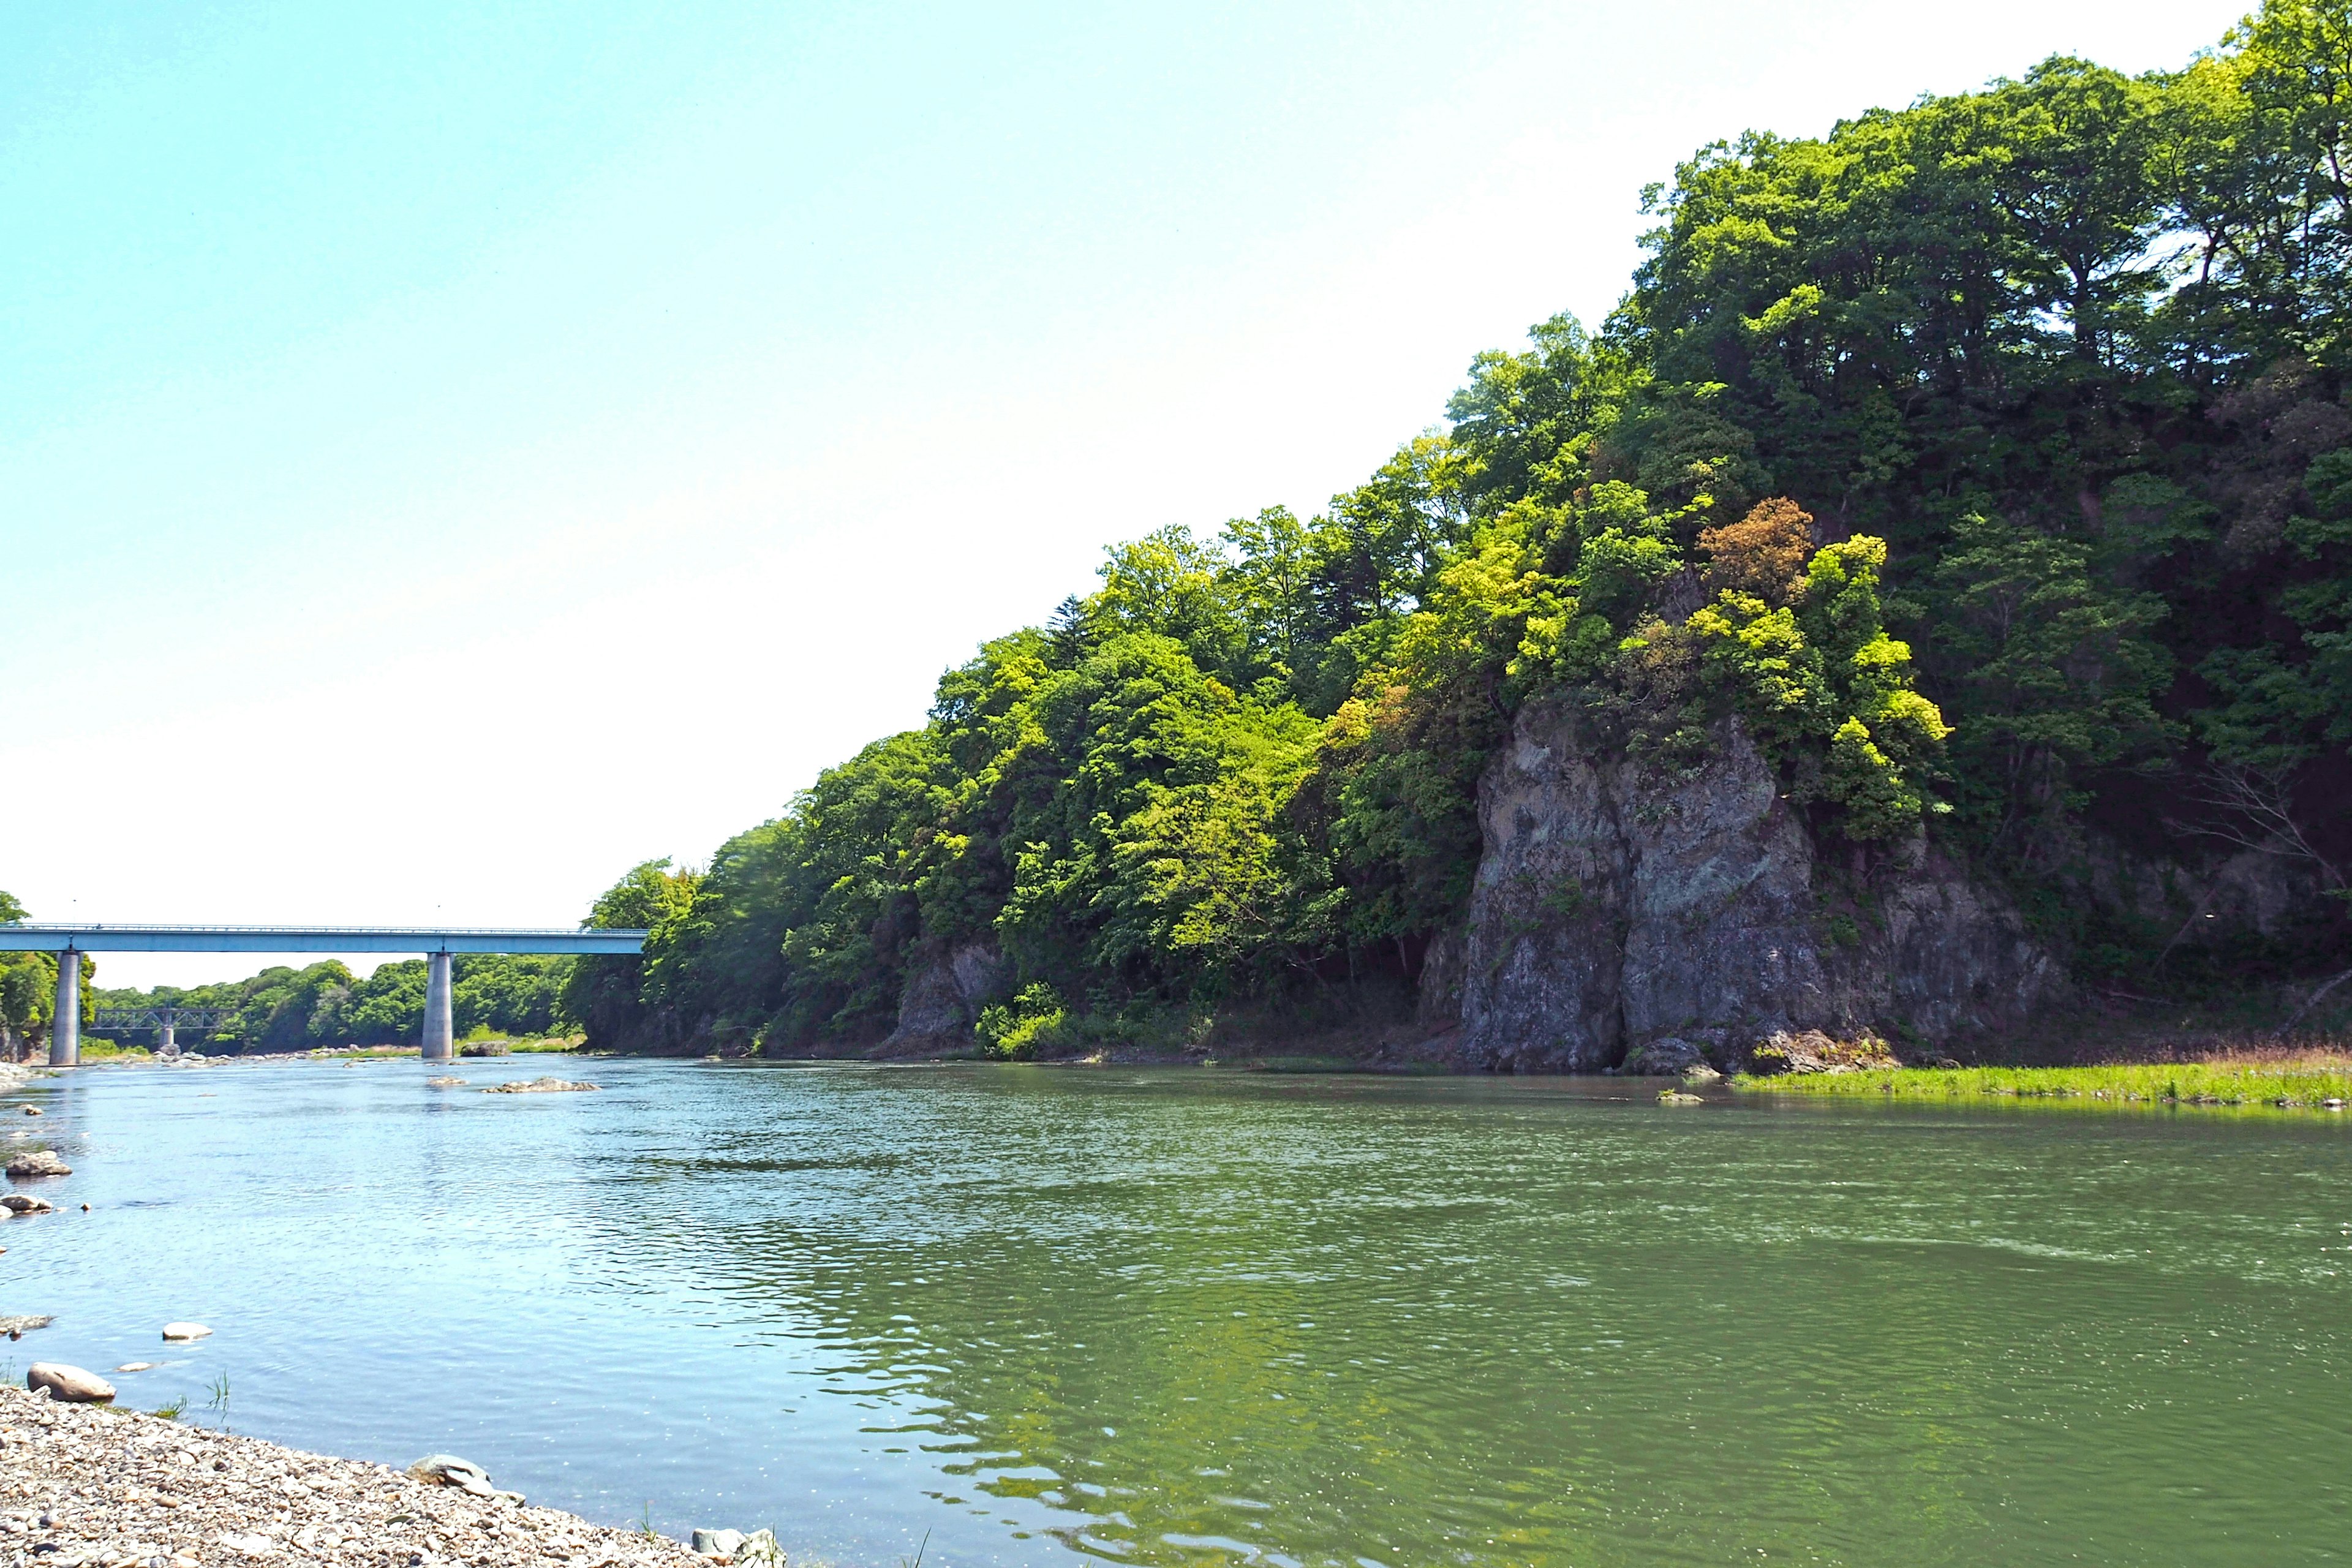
[1735,1050,2352,1110]
[560,1,2352,1059]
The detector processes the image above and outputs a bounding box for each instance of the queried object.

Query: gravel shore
[0,1385,708,1567]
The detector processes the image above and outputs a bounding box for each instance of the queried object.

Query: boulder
[2,1195,54,1214]
[19,1107,39,1117]
[692,1529,748,1557]
[1619,1037,1706,1076]
[482,1077,597,1095]
[5,1150,69,1178]
[409,1454,497,1496]
[425,1077,468,1088]
[115,1361,156,1373]
[27,1363,113,1402]
[0,1315,53,1335]
[161,1322,212,1341]
[1746,1029,1899,1076]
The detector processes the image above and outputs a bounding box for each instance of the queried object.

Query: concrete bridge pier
[50,948,78,1068]
[159,1012,178,1058]
[422,952,453,1061]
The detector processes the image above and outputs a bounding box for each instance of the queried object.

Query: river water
[9,1058,2351,1566]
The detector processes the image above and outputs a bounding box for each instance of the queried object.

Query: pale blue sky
[4,0,2240,987]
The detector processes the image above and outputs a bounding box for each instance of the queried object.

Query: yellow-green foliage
[1689,524,1951,839]
[1734,1061,2352,1110]
[976,983,1072,1060]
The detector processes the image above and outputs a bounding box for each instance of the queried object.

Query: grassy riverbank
[1734,1051,2352,1110]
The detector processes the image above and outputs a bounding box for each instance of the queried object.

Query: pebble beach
[0,1384,712,1568]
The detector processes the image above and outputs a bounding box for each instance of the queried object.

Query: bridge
[0,926,649,1066]
[92,1006,235,1054]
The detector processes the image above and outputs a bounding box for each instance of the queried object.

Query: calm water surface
[9,1058,2352,1566]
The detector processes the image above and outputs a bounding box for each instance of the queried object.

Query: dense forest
[556,1,2352,1059]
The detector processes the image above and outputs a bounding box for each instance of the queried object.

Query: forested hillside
[585,1,2351,1058]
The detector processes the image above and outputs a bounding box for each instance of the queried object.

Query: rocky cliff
[1443,699,2062,1072]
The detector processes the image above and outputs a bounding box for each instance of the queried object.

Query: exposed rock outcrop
[884,942,1010,1049]
[1445,700,2061,1072]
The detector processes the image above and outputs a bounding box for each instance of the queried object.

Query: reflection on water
[11,1060,2352,1565]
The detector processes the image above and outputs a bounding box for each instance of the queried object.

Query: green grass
[1733,1058,2352,1111]
[77,1038,151,1060]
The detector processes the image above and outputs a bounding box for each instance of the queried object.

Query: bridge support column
[159,1011,178,1058]
[423,952,453,1061]
[49,949,78,1068]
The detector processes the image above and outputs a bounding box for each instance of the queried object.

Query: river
[8,1058,2351,1565]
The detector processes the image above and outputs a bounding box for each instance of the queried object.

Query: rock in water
[19,1107,39,1117]
[0,1316,52,1336]
[114,1361,155,1373]
[4,1150,69,1178]
[409,1453,499,1497]
[426,1076,469,1087]
[161,1322,212,1341]
[2,1195,54,1213]
[27,1363,113,1403]
[482,1077,598,1094]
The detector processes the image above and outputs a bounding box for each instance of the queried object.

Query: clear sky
[4,0,2242,989]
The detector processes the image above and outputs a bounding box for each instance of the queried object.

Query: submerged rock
[27,1363,113,1403]
[161,1322,212,1341]
[2,1194,55,1213]
[483,1077,598,1094]
[5,1150,69,1178]
[426,1076,469,1087]
[0,1315,53,1336]
[19,1107,39,1117]
[115,1361,156,1373]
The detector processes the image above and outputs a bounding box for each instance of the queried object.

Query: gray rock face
[28,1363,113,1403]
[5,1150,69,1178]
[886,942,1010,1047]
[1450,701,2059,1072]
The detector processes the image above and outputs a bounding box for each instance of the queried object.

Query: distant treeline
[552,0,2352,1057]
[88,954,571,1053]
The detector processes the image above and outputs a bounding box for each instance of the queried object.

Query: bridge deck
[0,925,647,955]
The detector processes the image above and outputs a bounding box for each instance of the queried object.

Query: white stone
[161,1322,213,1341]
[26,1363,114,1402]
